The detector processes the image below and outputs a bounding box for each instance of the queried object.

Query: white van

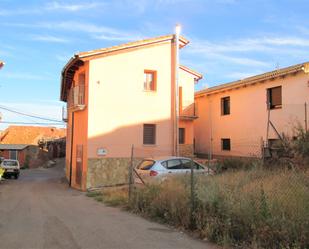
[0,159,20,179]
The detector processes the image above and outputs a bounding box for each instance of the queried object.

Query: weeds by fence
[96,163,308,249]
[88,128,309,249]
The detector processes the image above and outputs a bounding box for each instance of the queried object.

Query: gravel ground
[0,162,219,249]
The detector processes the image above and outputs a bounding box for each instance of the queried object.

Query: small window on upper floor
[221,96,230,115]
[144,70,157,91]
[267,86,282,109]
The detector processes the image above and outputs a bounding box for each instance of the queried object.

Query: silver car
[134,156,212,184]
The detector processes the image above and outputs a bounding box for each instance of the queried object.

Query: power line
[0,121,66,126]
[0,105,64,123]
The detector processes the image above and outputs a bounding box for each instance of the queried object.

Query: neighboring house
[194,62,309,158]
[60,35,202,190]
[0,144,39,167]
[0,126,66,167]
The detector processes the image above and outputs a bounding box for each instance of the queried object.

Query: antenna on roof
[276,62,280,70]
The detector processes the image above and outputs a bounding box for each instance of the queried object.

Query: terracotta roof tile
[196,62,309,97]
[0,126,66,145]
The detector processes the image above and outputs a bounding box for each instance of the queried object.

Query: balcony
[179,102,198,120]
[68,85,86,111]
[62,106,68,122]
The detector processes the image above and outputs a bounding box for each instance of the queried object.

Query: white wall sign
[97,148,107,156]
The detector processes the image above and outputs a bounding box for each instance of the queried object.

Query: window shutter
[143,124,156,144]
[271,86,282,106]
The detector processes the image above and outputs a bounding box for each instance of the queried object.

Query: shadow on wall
[87,118,175,158]
[84,118,175,188]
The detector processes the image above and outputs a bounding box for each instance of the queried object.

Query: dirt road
[0,163,218,249]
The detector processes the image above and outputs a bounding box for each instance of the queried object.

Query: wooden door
[76,144,83,186]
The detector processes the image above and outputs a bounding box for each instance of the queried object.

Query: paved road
[0,164,219,249]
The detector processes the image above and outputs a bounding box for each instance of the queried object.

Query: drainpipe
[69,112,74,187]
[175,24,181,156]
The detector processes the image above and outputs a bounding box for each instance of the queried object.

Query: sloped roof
[0,126,66,145]
[77,34,189,59]
[60,34,190,101]
[196,62,309,97]
[180,65,203,80]
[0,144,29,150]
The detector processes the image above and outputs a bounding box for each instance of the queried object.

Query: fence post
[128,144,134,203]
[305,102,307,132]
[190,159,196,229]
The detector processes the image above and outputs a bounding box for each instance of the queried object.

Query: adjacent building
[0,126,66,167]
[194,62,309,158]
[60,35,202,190]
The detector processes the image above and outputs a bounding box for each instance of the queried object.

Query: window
[221,96,230,115]
[137,160,155,170]
[144,70,157,91]
[221,138,231,151]
[267,86,282,109]
[166,159,182,170]
[268,139,280,149]
[179,128,185,144]
[143,124,156,145]
[9,150,18,160]
[181,159,193,169]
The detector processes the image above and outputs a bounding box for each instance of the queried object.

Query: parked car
[0,159,20,179]
[134,156,213,184]
[0,166,4,181]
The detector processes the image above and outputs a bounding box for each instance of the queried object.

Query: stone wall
[87,158,141,189]
[179,144,194,157]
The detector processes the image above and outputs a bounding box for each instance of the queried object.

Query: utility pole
[174,24,181,156]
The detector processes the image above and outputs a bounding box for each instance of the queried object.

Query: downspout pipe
[175,24,181,156]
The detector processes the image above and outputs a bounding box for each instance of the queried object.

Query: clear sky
[0,0,308,129]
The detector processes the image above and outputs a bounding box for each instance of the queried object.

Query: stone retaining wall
[87,158,141,189]
[179,144,194,157]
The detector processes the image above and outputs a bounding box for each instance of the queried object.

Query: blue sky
[0,0,308,129]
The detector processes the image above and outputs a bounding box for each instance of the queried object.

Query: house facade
[61,35,202,190]
[194,62,309,158]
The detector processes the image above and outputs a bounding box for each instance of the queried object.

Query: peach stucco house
[60,35,202,190]
[194,62,309,158]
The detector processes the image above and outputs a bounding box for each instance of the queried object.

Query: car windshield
[137,160,155,170]
[3,160,18,166]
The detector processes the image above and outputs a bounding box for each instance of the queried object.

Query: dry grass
[87,169,309,249]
